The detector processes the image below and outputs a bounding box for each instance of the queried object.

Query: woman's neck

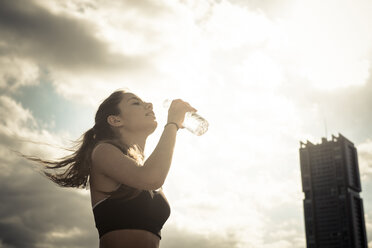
[118,131,148,154]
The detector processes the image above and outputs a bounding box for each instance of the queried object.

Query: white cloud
[204,1,275,50]
[0,95,37,136]
[275,0,372,90]
[0,94,98,248]
[365,212,372,248]
[47,227,85,239]
[162,223,239,248]
[25,0,372,105]
[0,95,71,161]
[0,57,39,92]
[357,140,372,181]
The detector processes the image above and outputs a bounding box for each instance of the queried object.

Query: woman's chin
[147,121,158,134]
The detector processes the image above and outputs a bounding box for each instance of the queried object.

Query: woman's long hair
[21,89,144,200]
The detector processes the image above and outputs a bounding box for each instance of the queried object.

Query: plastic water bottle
[163,99,209,136]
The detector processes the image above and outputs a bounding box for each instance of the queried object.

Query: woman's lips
[146,111,155,117]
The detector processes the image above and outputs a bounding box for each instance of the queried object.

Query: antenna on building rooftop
[323,115,328,139]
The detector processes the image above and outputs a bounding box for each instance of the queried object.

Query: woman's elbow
[138,175,164,190]
[147,179,164,191]
[141,166,166,190]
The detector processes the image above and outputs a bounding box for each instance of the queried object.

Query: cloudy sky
[1,0,372,247]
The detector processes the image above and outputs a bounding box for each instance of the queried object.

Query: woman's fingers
[167,99,198,127]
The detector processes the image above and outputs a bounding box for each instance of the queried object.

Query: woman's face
[115,92,157,133]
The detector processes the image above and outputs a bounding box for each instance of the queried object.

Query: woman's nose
[145,102,153,110]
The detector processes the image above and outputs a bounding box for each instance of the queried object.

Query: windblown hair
[22,89,144,199]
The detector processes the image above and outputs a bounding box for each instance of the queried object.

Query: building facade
[299,134,368,248]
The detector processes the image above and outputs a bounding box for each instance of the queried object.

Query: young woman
[25,89,197,248]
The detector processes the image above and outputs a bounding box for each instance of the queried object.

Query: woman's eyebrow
[127,97,142,102]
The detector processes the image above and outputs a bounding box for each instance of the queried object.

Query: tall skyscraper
[299,134,368,248]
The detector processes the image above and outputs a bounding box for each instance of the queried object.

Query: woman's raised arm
[91,99,196,190]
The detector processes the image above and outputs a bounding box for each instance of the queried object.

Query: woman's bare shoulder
[92,141,122,159]
[90,141,160,190]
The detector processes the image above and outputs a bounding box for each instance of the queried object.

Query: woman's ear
[107,115,123,127]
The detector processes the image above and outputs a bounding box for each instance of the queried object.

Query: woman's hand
[167,99,197,129]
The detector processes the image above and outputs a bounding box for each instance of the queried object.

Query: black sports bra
[92,142,171,239]
[93,189,171,239]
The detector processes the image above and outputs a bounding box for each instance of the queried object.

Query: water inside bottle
[162,99,209,136]
[184,112,209,136]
